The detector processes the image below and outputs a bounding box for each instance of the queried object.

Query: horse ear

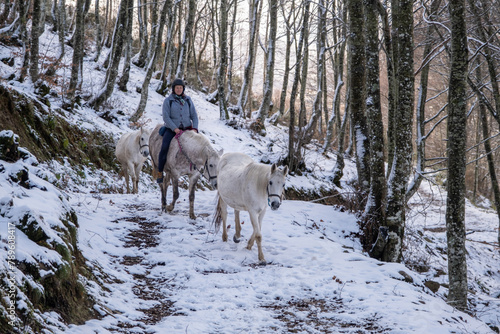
[271,163,277,173]
[282,165,289,176]
[218,149,224,156]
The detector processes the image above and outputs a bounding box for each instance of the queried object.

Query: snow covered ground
[1,26,499,333]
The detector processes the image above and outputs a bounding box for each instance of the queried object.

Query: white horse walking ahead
[214,152,288,265]
[115,127,151,194]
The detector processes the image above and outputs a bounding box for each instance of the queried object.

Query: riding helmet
[172,79,185,94]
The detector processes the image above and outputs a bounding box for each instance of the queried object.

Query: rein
[174,130,217,182]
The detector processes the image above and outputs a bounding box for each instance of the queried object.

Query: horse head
[267,164,288,210]
[139,127,151,157]
[203,148,223,189]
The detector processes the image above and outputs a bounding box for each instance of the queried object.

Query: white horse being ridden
[115,127,151,194]
[214,152,288,265]
[149,124,222,219]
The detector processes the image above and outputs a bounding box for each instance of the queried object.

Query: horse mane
[181,131,217,158]
[245,162,271,191]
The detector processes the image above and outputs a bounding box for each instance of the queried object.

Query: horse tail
[212,193,222,234]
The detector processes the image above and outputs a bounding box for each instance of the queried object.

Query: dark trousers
[158,128,176,173]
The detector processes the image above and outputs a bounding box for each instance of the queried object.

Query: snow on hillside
[1,25,499,333]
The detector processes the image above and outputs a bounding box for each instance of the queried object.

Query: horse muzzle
[210,177,218,190]
[268,196,282,210]
[270,200,281,210]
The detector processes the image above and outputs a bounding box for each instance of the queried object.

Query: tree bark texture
[217,0,229,120]
[68,0,86,100]
[257,0,278,121]
[363,0,386,254]
[384,0,414,262]
[446,0,468,311]
[347,0,370,192]
[29,0,42,82]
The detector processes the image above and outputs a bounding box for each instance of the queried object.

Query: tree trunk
[302,0,326,141]
[145,0,158,67]
[89,0,128,110]
[157,3,178,95]
[383,0,414,262]
[275,0,294,124]
[363,0,386,256]
[217,0,229,120]
[331,89,349,187]
[68,0,86,101]
[175,0,196,80]
[237,0,260,115]
[118,0,134,91]
[286,0,310,173]
[257,0,278,122]
[477,66,500,246]
[446,0,468,311]
[130,0,171,123]
[323,2,346,152]
[378,1,396,178]
[29,0,42,83]
[93,0,102,61]
[133,0,149,67]
[348,0,370,192]
[226,0,238,103]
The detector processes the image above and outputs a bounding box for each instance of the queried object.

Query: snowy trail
[65,189,495,334]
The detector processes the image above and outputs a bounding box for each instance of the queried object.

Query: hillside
[1,26,499,333]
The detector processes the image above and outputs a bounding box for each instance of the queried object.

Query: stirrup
[156,177,163,184]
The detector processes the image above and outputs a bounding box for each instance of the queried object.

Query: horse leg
[219,196,229,242]
[166,176,179,212]
[233,210,241,243]
[133,163,140,194]
[123,166,131,194]
[187,175,200,220]
[161,174,169,212]
[247,211,266,265]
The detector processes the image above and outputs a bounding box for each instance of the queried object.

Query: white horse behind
[115,127,151,194]
[214,152,288,265]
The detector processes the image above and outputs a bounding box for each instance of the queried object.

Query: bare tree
[118,0,134,91]
[89,0,128,110]
[274,0,296,124]
[323,1,347,153]
[286,0,310,172]
[130,0,173,123]
[29,0,42,83]
[94,0,102,62]
[347,0,370,192]
[446,0,468,311]
[68,0,86,101]
[133,0,149,67]
[217,0,229,120]
[383,0,414,262]
[237,0,260,115]
[256,0,278,122]
[363,0,386,256]
[176,0,197,79]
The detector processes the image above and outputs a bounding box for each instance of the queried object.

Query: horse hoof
[259,260,267,266]
[233,235,240,243]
